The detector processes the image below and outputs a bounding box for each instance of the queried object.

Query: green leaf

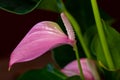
[18,64,67,80]
[84,20,114,57]
[83,25,97,59]
[0,0,42,14]
[37,0,61,13]
[91,21,120,70]
[66,76,82,80]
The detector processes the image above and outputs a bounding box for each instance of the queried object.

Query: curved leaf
[91,21,120,70]
[0,0,42,14]
[37,0,61,13]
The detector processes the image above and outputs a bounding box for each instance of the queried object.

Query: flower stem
[73,44,85,80]
[91,0,115,69]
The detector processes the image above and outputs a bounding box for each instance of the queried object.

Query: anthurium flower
[9,13,75,69]
[61,59,100,80]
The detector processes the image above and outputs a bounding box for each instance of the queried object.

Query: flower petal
[9,21,73,69]
[61,59,97,80]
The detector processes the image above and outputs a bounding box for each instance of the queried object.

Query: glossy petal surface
[9,21,73,68]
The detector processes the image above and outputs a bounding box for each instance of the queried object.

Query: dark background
[0,0,120,80]
[98,0,120,32]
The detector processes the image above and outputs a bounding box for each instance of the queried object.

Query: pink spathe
[9,13,75,69]
[61,59,96,80]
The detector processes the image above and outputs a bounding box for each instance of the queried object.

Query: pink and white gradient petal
[9,13,75,69]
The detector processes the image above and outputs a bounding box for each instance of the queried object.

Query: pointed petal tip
[9,56,16,71]
[8,67,11,71]
[8,63,12,71]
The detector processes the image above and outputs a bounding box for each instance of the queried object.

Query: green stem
[73,44,85,80]
[91,0,114,69]
[64,11,92,59]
